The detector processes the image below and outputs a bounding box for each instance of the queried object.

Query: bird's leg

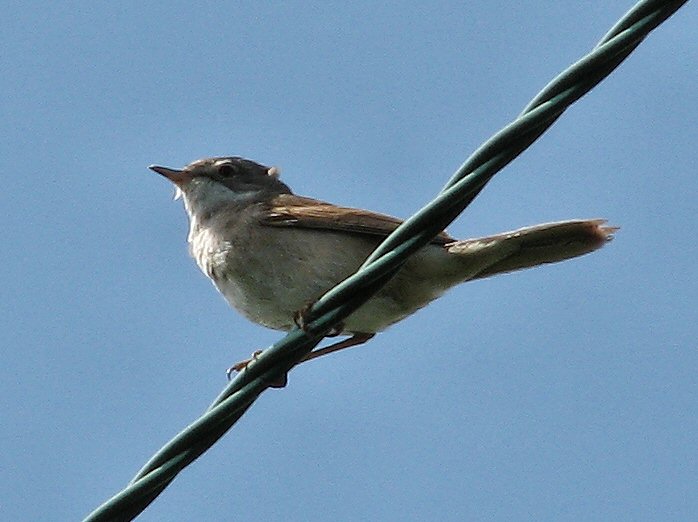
[226,332,375,385]
[228,304,374,385]
[301,332,375,363]
[226,304,315,385]
[292,304,375,361]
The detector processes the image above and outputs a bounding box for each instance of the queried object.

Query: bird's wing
[260,194,454,245]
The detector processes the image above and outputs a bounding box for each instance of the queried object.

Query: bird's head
[150,156,291,217]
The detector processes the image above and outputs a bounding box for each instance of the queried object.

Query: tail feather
[446,219,617,281]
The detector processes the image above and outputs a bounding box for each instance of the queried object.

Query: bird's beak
[149,165,192,187]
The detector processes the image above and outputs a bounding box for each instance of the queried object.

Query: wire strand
[83,2,689,520]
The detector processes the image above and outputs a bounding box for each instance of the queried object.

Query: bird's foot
[226,350,288,388]
[293,305,344,337]
[292,304,313,333]
[225,331,374,388]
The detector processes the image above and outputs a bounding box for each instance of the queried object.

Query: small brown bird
[151,157,615,374]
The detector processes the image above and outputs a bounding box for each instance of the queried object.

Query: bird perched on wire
[151,156,615,380]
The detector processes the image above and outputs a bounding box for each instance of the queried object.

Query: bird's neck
[181,178,261,221]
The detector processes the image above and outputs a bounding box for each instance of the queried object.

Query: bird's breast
[188,224,230,280]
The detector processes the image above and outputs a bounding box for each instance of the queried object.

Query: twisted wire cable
[84,1,689,519]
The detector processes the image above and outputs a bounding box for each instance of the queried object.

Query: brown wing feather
[260,193,454,245]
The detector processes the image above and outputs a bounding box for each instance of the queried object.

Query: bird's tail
[445,219,617,281]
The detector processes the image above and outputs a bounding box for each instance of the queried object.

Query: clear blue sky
[2,3,696,521]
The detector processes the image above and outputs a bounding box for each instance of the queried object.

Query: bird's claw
[226,349,288,388]
[293,305,344,338]
[293,305,312,332]
[226,349,263,380]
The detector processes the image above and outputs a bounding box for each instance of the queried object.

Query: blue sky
[2,2,696,521]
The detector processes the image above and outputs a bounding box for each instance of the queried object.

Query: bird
[151,156,615,380]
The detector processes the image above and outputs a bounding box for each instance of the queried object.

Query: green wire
[83,2,689,520]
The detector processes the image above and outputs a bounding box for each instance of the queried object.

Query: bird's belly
[213,273,442,334]
[198,226,451,334]
[212,256,447,334]
[213,273,312,331]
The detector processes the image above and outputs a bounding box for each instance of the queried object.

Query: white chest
[188,224,230,280]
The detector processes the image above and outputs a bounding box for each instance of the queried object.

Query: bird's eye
[218,164,237,177]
